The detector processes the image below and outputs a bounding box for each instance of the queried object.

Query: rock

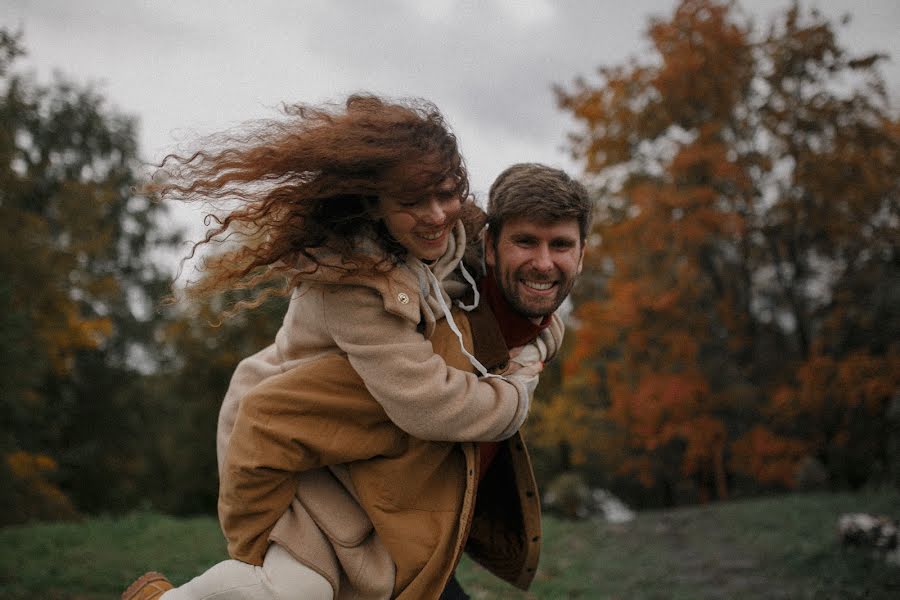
[838,512,900,566]
[592,488,635,523]
[542,472,635,523]
[543,472,592,520]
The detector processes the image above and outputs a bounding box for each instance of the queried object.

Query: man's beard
[498,267,572,319]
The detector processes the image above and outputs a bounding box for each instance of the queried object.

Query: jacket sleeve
[218,354,408,564]
[322,285,529,442]
[509,313,566,367]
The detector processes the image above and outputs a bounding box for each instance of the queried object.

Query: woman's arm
[322,285,534,442]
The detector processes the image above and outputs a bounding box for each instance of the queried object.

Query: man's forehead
[497,216,580,239]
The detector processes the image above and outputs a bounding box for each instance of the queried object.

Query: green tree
[140,290,288,514]
[0,30,179,520]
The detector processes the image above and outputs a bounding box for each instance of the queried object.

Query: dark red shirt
[477,267,552,481]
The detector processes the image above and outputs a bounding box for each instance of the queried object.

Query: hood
[288,220,468,332]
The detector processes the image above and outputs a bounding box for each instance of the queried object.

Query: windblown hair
[487,163,592,241]
[152,94,471,306]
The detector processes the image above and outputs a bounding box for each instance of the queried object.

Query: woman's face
[378,180,461,261]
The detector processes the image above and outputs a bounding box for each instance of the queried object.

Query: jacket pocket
[296,468,373,547]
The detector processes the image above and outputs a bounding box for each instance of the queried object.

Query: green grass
[1,491,899,599]
[0,513,228,599]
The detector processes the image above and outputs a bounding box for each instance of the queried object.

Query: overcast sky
[4,0,898,234]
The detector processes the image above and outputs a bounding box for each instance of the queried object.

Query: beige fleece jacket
[217,221,534,466]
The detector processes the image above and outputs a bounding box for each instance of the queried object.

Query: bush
[0,450,80,525]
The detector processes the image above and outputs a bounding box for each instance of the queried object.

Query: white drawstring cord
[455,262,480,312]
[426,268,501,380]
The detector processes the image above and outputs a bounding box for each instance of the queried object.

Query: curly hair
[151,94,472,305]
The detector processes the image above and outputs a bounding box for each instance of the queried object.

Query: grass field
[1,490,898,599]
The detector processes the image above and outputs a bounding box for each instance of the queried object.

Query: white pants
[161,543,333,600]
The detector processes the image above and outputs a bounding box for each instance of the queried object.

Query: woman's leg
[161,544,333,600]
[259,544,333,600]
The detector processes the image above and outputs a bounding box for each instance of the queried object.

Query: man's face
[486,217,584,319]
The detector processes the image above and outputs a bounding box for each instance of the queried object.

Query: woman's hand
[503,345,544,377]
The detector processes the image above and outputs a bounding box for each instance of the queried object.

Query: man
[441,163,590,599]
[483,162,588,322]
[124,163,590,600]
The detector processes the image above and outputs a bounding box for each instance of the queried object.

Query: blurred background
[1,0,897,536]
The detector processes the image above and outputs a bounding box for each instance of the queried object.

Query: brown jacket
[219,302,542,599]
[217,221,544,598]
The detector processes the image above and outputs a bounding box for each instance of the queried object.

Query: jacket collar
[289,221,468,329]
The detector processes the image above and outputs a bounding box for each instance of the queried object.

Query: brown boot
[122,571,174,600]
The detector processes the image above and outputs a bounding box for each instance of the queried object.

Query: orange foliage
[754,352,900,479]
[730,427,810,488]
[43,308,113,375]
[546,0,898,501]
[3,451,79,524]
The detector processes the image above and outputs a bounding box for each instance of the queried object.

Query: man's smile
[521,279,556,292]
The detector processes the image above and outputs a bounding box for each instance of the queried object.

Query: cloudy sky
[4,0,898,220]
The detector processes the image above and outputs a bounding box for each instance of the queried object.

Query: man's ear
[365,196,382,220]
[484,230,497,268]
[576,244,586,275]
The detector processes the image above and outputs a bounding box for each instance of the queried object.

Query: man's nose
[530,245,553,271]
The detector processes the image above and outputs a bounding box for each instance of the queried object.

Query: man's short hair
[487,163,593,242]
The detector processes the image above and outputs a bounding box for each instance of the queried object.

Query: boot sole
[122,571,173,600]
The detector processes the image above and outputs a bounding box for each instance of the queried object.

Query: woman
[123,94,547,600]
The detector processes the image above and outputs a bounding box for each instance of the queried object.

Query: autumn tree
[0,30,180,520]
[548,0,898,503]
[136,288,288,514]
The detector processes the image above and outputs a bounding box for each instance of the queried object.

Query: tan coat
[216,221,541,598]
[219,302,542,599]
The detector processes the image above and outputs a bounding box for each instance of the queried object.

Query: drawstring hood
[425,267,498,379]
[290,217,496,379]
[454,262,480,312]
[409,220,496,379]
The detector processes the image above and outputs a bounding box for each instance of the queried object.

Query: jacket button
[397,292,410,304]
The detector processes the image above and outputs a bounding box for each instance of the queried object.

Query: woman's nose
[420,198,445,224]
